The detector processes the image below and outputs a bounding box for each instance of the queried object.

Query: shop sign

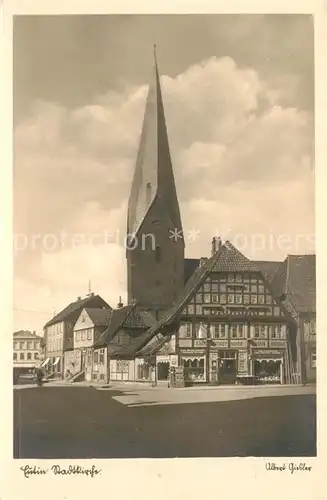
[194,339,207,347]
[157,355,170,363]
[170,355,178,367]
[210,352,218,360]
[180,349,206,355]
[230,340,247,348]
[270,340,286,348]
[254,349,282,356]
[252,340,268,348]
[179,339,192,348]
[211,340,228,348]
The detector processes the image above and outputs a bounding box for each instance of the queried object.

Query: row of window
[13,352,38,361]
[48,339,63,352]
[75,329,93,342]
[199,281,268,294]
[191,293,274,305]
[207,273,260,283]
[179,322,286,340]
[13,341,41,350]
[86,349,105,365]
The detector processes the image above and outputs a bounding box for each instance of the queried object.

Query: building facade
[64,307,112,383]
[272,254,316,383]
[13,330,43,380]
[44,294,111,378]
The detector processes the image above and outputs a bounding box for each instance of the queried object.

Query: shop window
[137,362,150,380]
[183,357,205,382]
[311,350,316,368]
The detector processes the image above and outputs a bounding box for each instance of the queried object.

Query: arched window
[155,246,161,262]
[145,182,152,206]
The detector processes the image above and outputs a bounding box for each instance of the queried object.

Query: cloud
[13,55,314,331]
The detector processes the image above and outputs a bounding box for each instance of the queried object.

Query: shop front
[251,349,285,384]
[180,349,207,384]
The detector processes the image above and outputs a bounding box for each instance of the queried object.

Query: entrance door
[219,358,237,384]
[157,362,170,381]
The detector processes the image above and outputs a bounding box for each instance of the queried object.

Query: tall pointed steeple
[126,46,185,314]
[127,45,183,239]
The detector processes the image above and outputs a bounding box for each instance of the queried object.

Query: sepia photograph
[12,14,316,460]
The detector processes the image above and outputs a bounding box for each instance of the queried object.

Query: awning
[53,357,60,366]
[41,357,50,367]
[255,358,282,363]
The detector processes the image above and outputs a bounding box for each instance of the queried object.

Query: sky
[13,14,315,333]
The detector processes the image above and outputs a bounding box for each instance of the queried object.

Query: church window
[145,182,152,206]
[155,246,161,262]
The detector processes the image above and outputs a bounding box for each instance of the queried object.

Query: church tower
[126,46,185,317]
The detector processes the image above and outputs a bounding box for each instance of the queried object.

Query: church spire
[127,45,183,240]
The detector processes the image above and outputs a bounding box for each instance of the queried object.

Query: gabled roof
[127,46,183,239]
[84,308,112,328]
[93,305,156,349]
[44,294,111,327]
[254,260,283,283]
[133,241,267,354]
[272,255,316,313]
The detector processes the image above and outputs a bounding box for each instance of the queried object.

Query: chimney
[117,296,123,308]
[211,237,222,256]
[77,296,81,301]
[199,257,208,267]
